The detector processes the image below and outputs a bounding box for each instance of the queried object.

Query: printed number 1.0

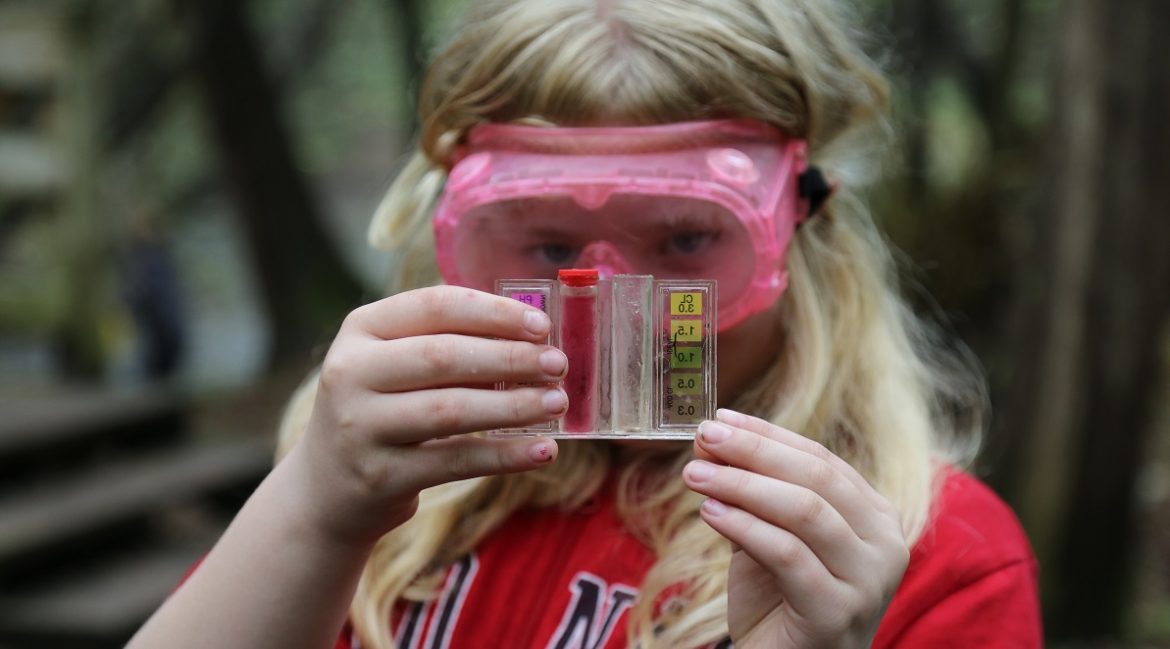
[672,349,702,369]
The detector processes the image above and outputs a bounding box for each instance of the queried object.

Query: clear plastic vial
[558,269,600,433]
[611,275,654,432]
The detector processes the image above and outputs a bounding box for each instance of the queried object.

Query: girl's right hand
[284,285,568,548]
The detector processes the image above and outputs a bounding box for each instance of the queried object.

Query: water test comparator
[493,270,716,440]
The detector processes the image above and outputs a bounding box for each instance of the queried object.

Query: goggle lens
[448,193,757,313]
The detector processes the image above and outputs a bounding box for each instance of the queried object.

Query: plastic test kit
[493,270,716,440]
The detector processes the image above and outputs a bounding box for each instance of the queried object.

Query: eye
[662,231,720,255]
[534,243,578,266]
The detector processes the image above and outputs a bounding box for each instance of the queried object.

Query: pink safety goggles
[433,119,815,331]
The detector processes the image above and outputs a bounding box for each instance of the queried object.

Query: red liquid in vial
[559,269,599,433]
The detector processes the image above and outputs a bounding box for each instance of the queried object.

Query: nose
[576,242,633,279]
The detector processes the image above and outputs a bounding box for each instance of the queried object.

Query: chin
[606,439,692,461]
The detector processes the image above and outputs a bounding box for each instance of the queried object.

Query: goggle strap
[798,166,833,217]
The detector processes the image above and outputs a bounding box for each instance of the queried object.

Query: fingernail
[699,421,732,444]
[528,441,555,463]
[685,460,716,482]
[539,349,567,377]
[716,408,743,425]
[702,497,727,516]
[542,388,568,413]
[524,310,551,336]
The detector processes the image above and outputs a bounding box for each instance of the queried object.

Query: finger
[698,497,846,622]
[399,435,559,492]
[691,437,719,464]
[368,386,568,444]
[694,420,885,542]
[347,285,552,343]
[684,460,866,579]
[716,409,893,513]
[352,335,566,392]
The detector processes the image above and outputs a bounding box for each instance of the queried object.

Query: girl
[130,0,1041,647]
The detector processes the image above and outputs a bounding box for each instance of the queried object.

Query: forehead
[458,194,743,235]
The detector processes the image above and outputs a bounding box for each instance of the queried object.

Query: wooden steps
[0,387,185,458]
[0,386,277,648]
[0,434,272,567]
[0,532,217,648]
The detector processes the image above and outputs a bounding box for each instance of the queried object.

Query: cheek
[716,307,784,401]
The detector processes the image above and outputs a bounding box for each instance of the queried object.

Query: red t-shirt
[335,467,1041,648]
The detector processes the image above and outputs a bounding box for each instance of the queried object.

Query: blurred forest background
[0,0,1167,647]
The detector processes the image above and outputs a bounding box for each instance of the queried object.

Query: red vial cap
[558,268,600,287]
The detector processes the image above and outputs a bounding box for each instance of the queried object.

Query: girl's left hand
[684,409,910,649]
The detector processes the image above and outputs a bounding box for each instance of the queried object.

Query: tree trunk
[182,0,364,369]
[386,0,425,128]
[57,5,108,380]
[994,0,1170,638]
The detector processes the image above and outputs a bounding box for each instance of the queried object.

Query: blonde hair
[278,1,984,646]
